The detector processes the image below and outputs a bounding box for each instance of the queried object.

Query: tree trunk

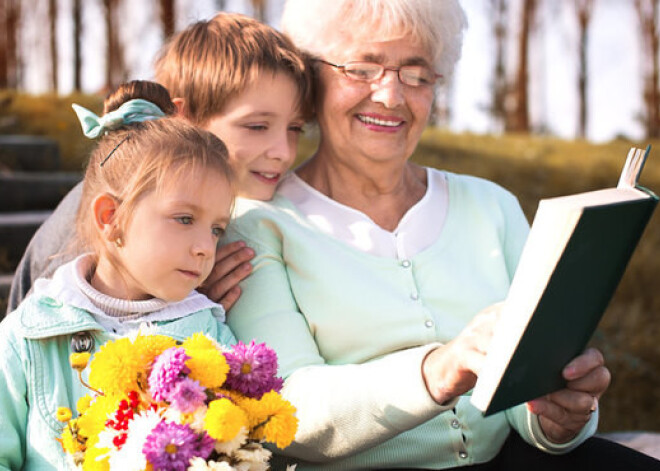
[0,0,20,88]
[103,0,125,92]
[490,0,509,132]
[507,0,537,133]
[576,0,594,139]
[635,0,660,138]
[73,0,82,91]
[49,0,58,92]
[160,0,175,40]
[250,0,266,22]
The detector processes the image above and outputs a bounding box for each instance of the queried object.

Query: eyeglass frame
[315,59,443,87]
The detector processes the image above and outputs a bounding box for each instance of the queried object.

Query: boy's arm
[7,182,83,314]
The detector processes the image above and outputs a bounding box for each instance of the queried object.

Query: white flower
[108,409,161,471]
[214,426,248,456]
[233,442,271,470]
[188,457,237,470]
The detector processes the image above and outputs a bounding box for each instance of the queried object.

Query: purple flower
[143,421,210,471]
[224,340,282,398]
[167,377,206,413]
[149,347,191,402]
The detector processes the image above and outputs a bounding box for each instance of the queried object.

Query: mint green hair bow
[71,99,166,139]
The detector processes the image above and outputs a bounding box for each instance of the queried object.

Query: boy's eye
[175,216,193,225]
[245,124,268,131]
[212,227,225,238]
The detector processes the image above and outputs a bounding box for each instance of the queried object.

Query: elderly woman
[222,1,659,470]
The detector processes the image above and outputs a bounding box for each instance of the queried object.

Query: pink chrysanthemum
[143,421,212,471]
[224,341,282,399]
[167,377,207,413]
[149,347,191,402]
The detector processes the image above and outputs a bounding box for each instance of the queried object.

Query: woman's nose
[370,70,405,109]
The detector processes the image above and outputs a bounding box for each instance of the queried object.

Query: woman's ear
[92,193,120,243]
[172,98,187,119]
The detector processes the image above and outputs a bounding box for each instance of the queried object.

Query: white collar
[277,167,449,259]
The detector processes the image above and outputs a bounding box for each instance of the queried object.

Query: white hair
[280,0,468,79]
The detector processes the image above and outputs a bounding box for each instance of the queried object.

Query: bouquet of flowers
[56,332,298,471]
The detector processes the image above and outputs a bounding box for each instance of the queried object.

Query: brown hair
[103,80,177,115]
[154,12,314,125]
[76,81,234,258]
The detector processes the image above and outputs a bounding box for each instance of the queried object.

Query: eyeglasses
[316,59,442,87]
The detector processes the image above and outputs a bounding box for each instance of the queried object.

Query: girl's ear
[92,193,120,242]
[172,98,187,119]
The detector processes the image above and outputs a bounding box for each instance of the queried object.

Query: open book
[470,146,658,416]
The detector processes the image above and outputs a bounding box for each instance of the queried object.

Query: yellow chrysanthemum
[70,352,91,372]
[204,398,248,442]
[77,395,93,414]
[76,394,122,439]
[185,347,229,389]
[60,419,84,453]
[81,436,110,471]
[88,338,141,394]
[181,332,218,351]
[57,407,72,422]
[249,391,298,449]
[132,334,177,371]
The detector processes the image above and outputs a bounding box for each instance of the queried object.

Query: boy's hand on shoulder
[199,241,254,312]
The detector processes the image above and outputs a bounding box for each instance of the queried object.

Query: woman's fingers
[422,304,501,403]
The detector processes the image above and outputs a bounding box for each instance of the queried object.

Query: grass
[2,90,659,432]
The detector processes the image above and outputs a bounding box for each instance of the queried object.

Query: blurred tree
[160,0,175,39]
[506,0,539,133]
[489,0,509,132]
[0,0,20,88]
[251,0,266,22]
[575,0,595,139]
[103,0,126,91]
[49,0,58,92]
[73,0,82,91]
[635,0,660,138]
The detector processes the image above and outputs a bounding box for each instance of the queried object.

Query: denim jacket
[0,282,236,470]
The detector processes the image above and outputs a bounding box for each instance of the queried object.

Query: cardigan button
[459,451,468,459]
[451,418,461,429]
[401,260,411,268]
[71,332,95,353]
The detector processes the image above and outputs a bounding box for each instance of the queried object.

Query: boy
[7,13,312,313]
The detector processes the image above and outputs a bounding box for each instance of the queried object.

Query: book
[470,146,658,416]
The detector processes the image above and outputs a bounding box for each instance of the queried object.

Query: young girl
[0,81,237,470]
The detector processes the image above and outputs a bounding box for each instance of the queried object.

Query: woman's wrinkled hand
[421,304,502,404]
[526,347,611,444]
[198,241,254,312]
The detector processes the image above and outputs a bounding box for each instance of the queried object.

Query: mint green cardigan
[225,171,597,470]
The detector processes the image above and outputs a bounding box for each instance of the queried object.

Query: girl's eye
[212,227,225,238]
[175,216,193,225]
[289,124,304,134]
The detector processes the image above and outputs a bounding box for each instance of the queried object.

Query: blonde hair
[154,12,314,125]
[76,82,233,258]
[281,0,468,80]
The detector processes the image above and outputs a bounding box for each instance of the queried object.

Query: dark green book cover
[480,195,657,416]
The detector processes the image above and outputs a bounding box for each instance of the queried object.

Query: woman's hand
[198,241,254,311]
[422,304,501,404]
[526,347,611,444]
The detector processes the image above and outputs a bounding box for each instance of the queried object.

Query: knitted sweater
[224,170,597,470]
